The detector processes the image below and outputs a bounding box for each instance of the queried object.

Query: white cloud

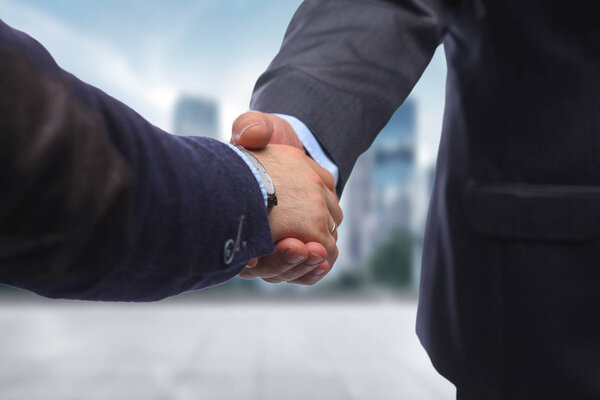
[0,0,178,130]
[0,0,447,153]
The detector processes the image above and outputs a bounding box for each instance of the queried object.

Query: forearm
[251,0,445,192]
[0,19,273,301]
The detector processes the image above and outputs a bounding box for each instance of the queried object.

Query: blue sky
[0,0,447,165]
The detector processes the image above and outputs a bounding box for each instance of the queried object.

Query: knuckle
[282,145,303,157]
[337,208,344,223]
[238,269,255,279]
[310,194,327,211]
[288,146,305,157]
[328,238,338,255]
[307,172,323,186]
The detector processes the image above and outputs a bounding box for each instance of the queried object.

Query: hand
[240,238,330,285]
[232,111,342,284]
[232,111,342,285]
[239,144,341,284]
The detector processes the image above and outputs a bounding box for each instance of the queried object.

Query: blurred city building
[338,99,434,289]
[372,100,416,240]
[173,95,220,139]
[344,151,376,264]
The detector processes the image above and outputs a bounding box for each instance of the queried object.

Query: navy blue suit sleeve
[0,19,274,301]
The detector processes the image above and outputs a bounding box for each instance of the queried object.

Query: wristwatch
[237,146,278,210]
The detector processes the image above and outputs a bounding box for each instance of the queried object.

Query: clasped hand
[231,111,342,285]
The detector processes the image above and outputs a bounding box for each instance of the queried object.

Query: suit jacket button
[224,239,236,265]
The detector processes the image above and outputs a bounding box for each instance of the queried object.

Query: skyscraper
[173,95,220,139]
[371,99,416,241]
[336,99,418,279]
[343,151,375,263]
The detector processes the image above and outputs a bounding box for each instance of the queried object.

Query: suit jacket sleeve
[250,0,446,193]
[0,19,274,301]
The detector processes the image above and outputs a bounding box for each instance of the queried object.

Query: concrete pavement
[0,299,455,400]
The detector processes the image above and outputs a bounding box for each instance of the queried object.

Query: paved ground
[0,299,455,400]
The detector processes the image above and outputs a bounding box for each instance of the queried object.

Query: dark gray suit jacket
[251,0,600,398]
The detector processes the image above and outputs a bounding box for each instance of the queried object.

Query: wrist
[272,114,339,186]
[226,143,269,209]
[235,146,278,211]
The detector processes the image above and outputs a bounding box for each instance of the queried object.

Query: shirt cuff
[274,114,340,186]
[226,143,268,208]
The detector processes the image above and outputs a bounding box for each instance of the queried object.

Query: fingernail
[239,122,262,138]
[283,250,306,265]
[313,268,327,276]
[305,253,324,266]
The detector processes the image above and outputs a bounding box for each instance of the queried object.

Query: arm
[231,0,445,281]
[0,20,275,301]
[250,0,446,193]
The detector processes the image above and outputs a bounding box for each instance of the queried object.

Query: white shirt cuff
[274,114,339,186]
[227,143,268,208]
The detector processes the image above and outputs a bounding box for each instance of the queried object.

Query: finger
[296,155,341,226]
[231,111,273,149]
[324,188,343,228]
[263,276,284,284]
[238,267,258,279]
[305,240,327,256]
[247,258,258,268]
[244,237,308,279]
[238,238,306,279]
[289,261,331,285]
[308,160,336,192]
[261,242,328,284]
[323,237,339,276]
[331,225,338,242]
[277,248,326,282]
[238,261,261,277]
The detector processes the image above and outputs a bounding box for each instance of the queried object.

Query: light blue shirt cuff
[227,143,268,208]
[274,114,340,186]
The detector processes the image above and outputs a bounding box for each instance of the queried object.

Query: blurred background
[0,0,454,399]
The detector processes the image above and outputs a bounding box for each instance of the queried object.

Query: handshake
[230,111,343,286]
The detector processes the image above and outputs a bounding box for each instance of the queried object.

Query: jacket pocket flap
[464,182,600,241]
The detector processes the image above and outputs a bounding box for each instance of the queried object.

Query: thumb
[231,111,273,150]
